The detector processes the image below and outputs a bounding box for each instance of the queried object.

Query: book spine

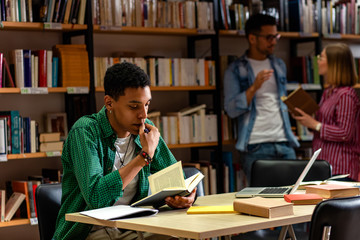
[38,50,47,87]
[23,49,32,87]
[52,57,58,87]
[47,50,53,87]
[12,49,24,88]
[0,53,3,88]
[11,111,21,154]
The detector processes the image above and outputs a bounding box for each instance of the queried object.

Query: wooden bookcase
[2,0,360,239]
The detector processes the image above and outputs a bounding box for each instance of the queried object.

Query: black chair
[183,166,205,197]
[250,159,332,187]
[309,196,360,240]
[35,183,62,240]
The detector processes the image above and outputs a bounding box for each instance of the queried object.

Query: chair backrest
[183,167,205,197]
[250,159,332,187]
[309,196,360,240]
[35,183,62,240]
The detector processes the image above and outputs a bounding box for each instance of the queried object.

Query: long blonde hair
[325,43,358,87]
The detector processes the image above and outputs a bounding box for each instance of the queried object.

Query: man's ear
[248,34,256,45]
[104,95,113,111]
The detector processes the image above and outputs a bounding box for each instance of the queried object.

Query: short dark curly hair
[245,13,277,39]
[104,62,150,100]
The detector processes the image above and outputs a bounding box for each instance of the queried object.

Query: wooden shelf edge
[96,86,216,92]
[6,152,61,160]
[323,34,360,40]
[0,88,21,93]
[168,142,218,149]
[0,87,67,93]
[47,87,67,93]
[93,26,211,36]
[0,22,87,31]
[0,219,30,227]
[219,30,319,38]
[0,22,42,30]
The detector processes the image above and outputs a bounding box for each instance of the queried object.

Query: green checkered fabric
[53,106,177,240]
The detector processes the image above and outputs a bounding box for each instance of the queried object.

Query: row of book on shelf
[92,0,214,30]
[0,110,65,156]
[147,104,236,145]
[0,44,90,89]
[94,56,216,88]
[321,0,360,35]
[290,55,360,84]
[0,168,62,222]
[220,53,360,86]
[221,0,360,35]
[2,45,218,89]
[219,0,319,33]
[0,0,87,24]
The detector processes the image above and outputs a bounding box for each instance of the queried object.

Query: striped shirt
[312,87,360,180]
[53,106,177,240]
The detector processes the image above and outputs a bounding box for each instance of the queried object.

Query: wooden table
[66,193,315,239]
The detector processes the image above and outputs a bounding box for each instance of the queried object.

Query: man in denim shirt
[224,14,299,183]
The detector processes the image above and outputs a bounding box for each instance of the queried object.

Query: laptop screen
[289,148,322,194]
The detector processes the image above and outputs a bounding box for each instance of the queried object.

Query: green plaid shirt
[53,106,177,240]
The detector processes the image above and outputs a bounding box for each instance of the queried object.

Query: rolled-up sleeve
[224,65,251,118]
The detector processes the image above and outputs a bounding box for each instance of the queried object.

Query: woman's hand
[292,107,320,131]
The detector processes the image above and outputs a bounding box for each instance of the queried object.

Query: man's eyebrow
[128,99,152,103]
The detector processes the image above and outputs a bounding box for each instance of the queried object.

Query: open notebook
[235,148,322,198]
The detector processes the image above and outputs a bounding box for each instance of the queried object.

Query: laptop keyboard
[258,187,290,194]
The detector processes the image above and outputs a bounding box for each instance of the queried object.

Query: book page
[80,205,158,220]
[149,161,185,193]
[185,172,204,192]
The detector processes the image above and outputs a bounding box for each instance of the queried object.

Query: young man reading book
[53,62,196,240]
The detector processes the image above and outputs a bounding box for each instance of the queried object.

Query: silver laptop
[235,148,322,198]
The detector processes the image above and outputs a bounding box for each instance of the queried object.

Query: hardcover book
[12,180,31,219]
[0,189,5,222]
[233,197,294,218]
[281,87,319,116]
[4,192,26,221]
[284,193,323,205]
[131,161,204,208]
[187,205,236,214]
[39,132,61,142]
[305,184,360,199]
[39,141,63,152]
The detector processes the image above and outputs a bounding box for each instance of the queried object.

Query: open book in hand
[80,205,158,220]
[281,86,319,116]
[131,161,204,208]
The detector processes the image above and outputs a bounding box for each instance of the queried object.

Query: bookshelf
[2,0,359,238]
[0,1,94,238]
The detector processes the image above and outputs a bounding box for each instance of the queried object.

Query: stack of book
[53,44,90,88]
[39,132,63,152]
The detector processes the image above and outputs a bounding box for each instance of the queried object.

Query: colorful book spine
[23,49,32,87]
[52,57,59,87]
[0,111,20,154]
[37,50,47,87]
[0,52,3,87]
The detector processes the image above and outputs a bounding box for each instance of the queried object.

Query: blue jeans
[242,142,296,184]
